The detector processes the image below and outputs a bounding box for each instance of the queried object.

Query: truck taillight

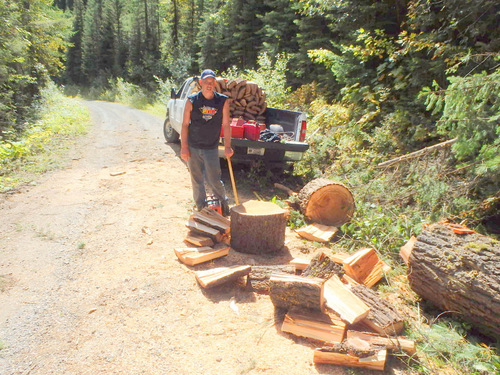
[299,120,307,142]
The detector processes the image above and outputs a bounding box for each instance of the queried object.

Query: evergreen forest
[0,0,499,371]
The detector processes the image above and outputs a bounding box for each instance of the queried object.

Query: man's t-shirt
[188,91,228,149]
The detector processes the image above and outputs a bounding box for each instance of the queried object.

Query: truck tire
[163,116,179,143]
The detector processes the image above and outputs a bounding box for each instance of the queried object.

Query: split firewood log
[298,178,355,226]
[407,223,500,339]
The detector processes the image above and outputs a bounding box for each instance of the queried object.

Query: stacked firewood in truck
[214,78,267,123]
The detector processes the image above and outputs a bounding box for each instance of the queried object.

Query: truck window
[181,79,199,99]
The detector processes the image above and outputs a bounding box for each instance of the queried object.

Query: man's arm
[222,99,233,158]
[180,100,192,161]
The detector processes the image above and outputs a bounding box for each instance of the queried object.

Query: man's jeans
[187,147,228,211]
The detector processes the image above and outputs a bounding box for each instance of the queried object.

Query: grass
[0,83,91,192]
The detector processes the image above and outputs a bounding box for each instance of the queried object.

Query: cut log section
[407,223,500,339]
[191,211,230,235]
[184,232,214,247]
[298,178,355,226]
[248,265,295,293]
[269,274,325,311]
[186,220,223,242]
[281,308,346,344]
[174,244,230,266]
[342,248,391,288]
[230,200,288,254]
[313,345,387,371]
[347,331,415,355]
[349,284,405,336]
[194,265,252,288]
[302,252,344,279]
[290,258,310,271]
[323,275,370,324]
[296,223,338,243]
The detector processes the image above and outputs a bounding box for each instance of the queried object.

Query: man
[180,69,233,216]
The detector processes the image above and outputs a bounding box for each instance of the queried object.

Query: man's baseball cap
[200,69,216,80]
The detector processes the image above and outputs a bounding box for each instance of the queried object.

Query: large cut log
[194,265,252,288]
[407,223,500,339]
[349,284,405,336]
[298,178,355,226]
[248,265,295,293]
[323,275,370,324]
[281,307,346,344]
[269,274,325,311]
[230,200,288,254]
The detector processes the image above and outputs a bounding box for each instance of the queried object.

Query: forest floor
[0,101,409,375]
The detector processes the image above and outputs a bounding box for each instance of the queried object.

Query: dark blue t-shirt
[188,91,228,149]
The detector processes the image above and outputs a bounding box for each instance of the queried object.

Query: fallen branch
[377,138,457,168]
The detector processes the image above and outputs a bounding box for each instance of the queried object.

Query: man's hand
[224,146,234,158]
[181,147,190,161]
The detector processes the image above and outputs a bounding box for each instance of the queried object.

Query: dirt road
[0,101,354,375]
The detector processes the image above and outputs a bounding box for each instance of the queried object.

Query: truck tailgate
[219,138,309,163]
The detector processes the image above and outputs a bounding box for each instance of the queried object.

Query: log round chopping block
[298,178,355,226]
[408,223,500,339]
[230,200,288,254]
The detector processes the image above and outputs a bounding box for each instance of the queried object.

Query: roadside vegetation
[0,83,91,192]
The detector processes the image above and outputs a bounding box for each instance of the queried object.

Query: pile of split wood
[174,207,415,371]
[215,78,267,123]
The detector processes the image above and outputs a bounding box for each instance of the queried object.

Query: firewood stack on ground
[214,78,267,123]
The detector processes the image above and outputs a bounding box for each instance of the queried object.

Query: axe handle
[227,157,239,206]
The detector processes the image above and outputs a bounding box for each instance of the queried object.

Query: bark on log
[298,178,355,226]
[248,265,295,293]
[269,274,325,311]
[230,200,288,254]
[302,252,344,279]
[407,223,500,339]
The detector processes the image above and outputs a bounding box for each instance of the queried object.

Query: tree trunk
[298,178,355,226]
[407,223,500,339]
[230,200,287,254]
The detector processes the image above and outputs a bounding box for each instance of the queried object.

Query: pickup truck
[163,77,309,166]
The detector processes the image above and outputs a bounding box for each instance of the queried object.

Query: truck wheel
[163,117,179,143]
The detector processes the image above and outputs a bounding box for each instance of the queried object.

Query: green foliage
[413,320,500,374]
[99,77,149,108]
[0,82,90,191]
[270,196,306,229]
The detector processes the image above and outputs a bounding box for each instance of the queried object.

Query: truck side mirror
[170,88,177,99]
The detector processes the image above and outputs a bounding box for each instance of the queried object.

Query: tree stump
[230,200,287,254]
[298,178,355,226]
[407,223,500,339]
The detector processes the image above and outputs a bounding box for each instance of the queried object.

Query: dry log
[191,211,230,234]
[184,232,214,247]
[302,252,344,279]
[296,223,338,243]
[343,248,391,288]
[298,178,355,226]
[313,344,387,371]
[349,284,405,336]
[323,275,370,324]
[248,265,295,293]
[186,220,223,242]
[194,265,252,288]
[407,223,500,339]
[269,274,325,311]
[230,200,288,254]
[174,244,230,266]
[347,331,415,355]
[281,307,346,344]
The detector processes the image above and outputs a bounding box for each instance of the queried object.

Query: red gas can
[244,122,260,141]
